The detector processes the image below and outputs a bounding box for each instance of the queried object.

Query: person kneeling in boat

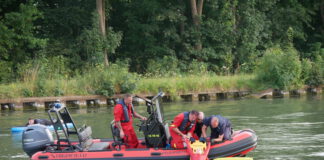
[169,110,199,148]
[200,115,232,144]
[113,94,147,148]
[26,118,52,126]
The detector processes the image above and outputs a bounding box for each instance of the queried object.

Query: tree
[1,0,323,83]
[190,0,204,51]
[96,0,109,66]
[0,0,46,82]
[34,0,96,72]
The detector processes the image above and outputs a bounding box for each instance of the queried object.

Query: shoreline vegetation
[1,1,323,100]
[0,73,258,99]
[0,70,322,100]
[0,74,322,100]
[1,46,323,100]
[0,47,323,100]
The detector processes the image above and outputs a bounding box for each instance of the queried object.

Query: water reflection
[11,133,22,149]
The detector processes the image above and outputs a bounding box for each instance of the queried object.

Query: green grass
[135,74,260,96]
[0,73,263,99]
[0,79,85,99]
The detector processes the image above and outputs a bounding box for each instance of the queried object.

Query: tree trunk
[232,0,239,73]
[96,0,109,66]
[197,0,204,18]
[321,1,324,28]
[232,0,238,33]
[190,0,199,25]
[190,0,204,51]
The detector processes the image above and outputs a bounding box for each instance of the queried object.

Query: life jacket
[117,99,134,123]
[179,112,195,132]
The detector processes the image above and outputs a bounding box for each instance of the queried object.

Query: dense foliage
[0,0,323,96]
[256,46,302,90]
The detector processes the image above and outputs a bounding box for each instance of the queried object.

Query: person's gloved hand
[199,137,206,143]
[189,137,196,143]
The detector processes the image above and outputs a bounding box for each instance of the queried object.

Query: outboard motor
[22,124,54,157]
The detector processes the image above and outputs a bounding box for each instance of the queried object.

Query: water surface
[0,96,323,160]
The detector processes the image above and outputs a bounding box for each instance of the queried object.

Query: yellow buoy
[189,141,207,154]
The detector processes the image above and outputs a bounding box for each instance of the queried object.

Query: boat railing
[47,103,81,150]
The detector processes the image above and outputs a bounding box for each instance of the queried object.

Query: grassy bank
[0,72,260,99]
[135,74,259,96]
[2,49,322,99]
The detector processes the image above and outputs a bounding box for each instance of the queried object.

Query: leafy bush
[302,42,323,60]
[0,61,14,83]
[305,57,323,87]
[300,56,323,87]
[22,87,33,97]
[53,80,65,96]
[146,56,180,77]
[17,56,70,82]
[0,84,18,98]
[35,78,48,97]
[187,60,208,74]
[301,58,312,83]
[82,63,138,96]
[95,81,114,97]
[256,46,302,90]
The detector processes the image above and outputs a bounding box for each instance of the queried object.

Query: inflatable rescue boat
[22,92,257,160]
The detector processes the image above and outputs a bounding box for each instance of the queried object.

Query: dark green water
[0,96,323,160]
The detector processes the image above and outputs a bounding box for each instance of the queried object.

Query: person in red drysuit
[114,94,147,148]
[169,110,199,148]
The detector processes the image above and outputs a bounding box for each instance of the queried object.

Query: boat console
[137,92,168,148]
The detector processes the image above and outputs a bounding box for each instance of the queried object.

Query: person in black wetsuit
[193,112,205,139]
[26,118,52,126]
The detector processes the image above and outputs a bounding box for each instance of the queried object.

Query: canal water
[0,96,323,160]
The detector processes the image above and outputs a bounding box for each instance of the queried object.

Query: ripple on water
[308,152,324,157]
[0,153,28,160]
[11,154,28,159]
[271,112,315,119]
[246,121,324,126]
[0,134,10,137]
[227,116,259,119]
[256,154,303,160]
[312,134,324,140]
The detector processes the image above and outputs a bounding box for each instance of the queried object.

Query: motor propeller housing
[22,124,54,157]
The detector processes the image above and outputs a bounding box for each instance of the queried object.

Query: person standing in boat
[200,115,232,143]
[169,110,199,148]
[26,118,52,126]
[113,94,147,148]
